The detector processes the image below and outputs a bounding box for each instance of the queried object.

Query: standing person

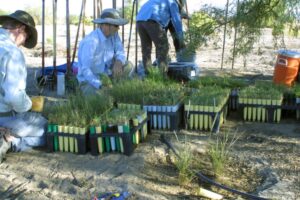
[77,8,132,95]
[0,10,47,163]
[136,0,184,74]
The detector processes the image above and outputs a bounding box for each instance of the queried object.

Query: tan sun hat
[0,10,37,49]
[93,8,128,26]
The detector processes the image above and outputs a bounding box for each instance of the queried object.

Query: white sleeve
[1,50,32,113]
[78,39,102,89]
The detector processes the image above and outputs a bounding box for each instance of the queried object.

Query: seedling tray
[89,116,149,156]
[46,125,88,154]
[184,99,228,133]
[143,103,183,131]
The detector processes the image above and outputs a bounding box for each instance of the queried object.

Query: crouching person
[0,10,47,163]
[77,8,133,96]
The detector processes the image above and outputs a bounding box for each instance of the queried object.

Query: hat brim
[0,15,37,48]
[93,18,128,26]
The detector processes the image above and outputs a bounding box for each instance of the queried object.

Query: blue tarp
[40,62,78,76]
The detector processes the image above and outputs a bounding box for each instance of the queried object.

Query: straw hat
[0,10,37,49]
[93,8,128,26]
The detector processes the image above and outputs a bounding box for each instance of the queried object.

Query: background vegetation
[186,0,300,61]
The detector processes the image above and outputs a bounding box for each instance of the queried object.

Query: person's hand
[31,96,45,112]
[112,61,123,79]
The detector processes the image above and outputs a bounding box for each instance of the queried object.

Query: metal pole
[42,0,45,76]
[93,0,96,30]
[231,0,240,69]
[122,0,125,44]
[113,0,117,9]
[221,0,229,70]
[53,0,57,73]
[126,0,136,61]
[82,0,86,37]
[66,0,71,75]
[97,0,102,18]
[135,0,138,72]
[72,0,86,67]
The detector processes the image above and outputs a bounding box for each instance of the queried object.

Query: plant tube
[257,99,262,122]
[118,125,124,153]
[58,125,64,151]
[53,124,59,151]
[261,99,267,122]
[69,126,74,153]
[74,127,79,153]
[96,126,104,154]
[63,126,69,152]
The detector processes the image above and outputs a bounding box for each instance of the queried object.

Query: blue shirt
[137,0,183,36]
[77,28,126,89]
[0,28,32,113]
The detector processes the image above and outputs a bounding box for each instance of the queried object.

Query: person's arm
[167,21,186,52]
[78,39,102,89]
[2,50,32,113]
[168,0,184,42]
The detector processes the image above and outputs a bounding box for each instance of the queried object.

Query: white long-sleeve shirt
[77,28,126,89]
[0,28,32,113]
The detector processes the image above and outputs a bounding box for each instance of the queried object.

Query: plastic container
[57,72,65,95]
[168,62,199,81]
[273,50,300,86]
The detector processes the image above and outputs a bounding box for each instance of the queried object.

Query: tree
[186,0,300,59]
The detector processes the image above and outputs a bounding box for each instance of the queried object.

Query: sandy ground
[0,26,300,200]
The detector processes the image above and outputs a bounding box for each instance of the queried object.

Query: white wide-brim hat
[93,8,128,26]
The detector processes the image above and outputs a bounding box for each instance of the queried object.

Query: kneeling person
[0,10,47,162]
[77,8,133,95]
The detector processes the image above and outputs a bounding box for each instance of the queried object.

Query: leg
[167,22,180,52]
[146,21,169,73]
[0,113,47,138]
[137,21,153,74]
[0,113,47,152]
[11,135,46,152]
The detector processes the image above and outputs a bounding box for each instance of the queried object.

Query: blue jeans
[0,112,47,152]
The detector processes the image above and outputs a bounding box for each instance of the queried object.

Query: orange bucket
[273,50,300,87]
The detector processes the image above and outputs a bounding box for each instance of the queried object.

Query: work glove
[30,96,45,112]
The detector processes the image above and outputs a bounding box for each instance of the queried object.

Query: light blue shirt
[77,28,126,89]
[137,0,183,37]
[0,28,32,113]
